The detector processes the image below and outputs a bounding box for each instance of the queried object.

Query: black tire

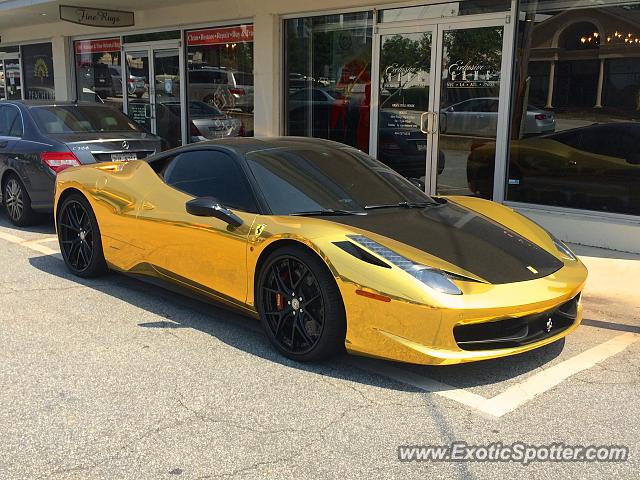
[2,173,38,227]
[256,245,346,362]
[57,193,108,278]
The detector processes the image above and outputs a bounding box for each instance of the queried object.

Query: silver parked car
[188,68,254,112]
[441,97,555,137]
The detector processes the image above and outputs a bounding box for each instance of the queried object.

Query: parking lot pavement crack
[43,414,200,479]
[175,391,303,436]
[196,402,374,479]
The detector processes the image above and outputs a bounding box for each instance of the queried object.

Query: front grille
[453,294,580,351]
[92,151,155,162]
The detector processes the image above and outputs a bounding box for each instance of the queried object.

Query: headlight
[552,236,577,261]
[348,235,463,295]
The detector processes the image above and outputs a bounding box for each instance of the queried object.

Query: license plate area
[111,153,137,162]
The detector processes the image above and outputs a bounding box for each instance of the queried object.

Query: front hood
[327,201,563,284]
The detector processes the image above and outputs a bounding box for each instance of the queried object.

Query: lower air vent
[453,294,580,351]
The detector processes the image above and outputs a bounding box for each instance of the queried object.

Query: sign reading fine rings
[60,5,134,28]
[187,25,254,46]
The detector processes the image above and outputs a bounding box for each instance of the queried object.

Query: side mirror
[185,197,243,227]
[408,177,425,190]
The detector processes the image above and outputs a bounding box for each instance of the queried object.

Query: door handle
[427,112,437,134]
[420,112,429,134]
[0,141,8,149]
[420,112,438,135]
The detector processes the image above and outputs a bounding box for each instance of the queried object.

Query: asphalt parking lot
[0,215,638,480]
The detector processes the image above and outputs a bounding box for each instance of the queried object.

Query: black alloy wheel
[257,246,346,362]
[58,194,108,278]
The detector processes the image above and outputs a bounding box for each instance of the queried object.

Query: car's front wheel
[256,245,346,362]
[3,173,37,227]
[57,194,108,278]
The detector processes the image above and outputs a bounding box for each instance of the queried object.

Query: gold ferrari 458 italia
[54,137,587,365]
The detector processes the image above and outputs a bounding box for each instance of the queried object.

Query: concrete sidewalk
[571,244,640,323]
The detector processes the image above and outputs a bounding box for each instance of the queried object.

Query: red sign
[187,25,254,46]
[74,38,121,55]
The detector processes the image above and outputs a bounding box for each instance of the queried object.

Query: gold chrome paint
[55,160,587,366]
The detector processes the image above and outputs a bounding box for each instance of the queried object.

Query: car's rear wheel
[256,246,346,362]
[3,174,37,227]
[57,194,108,278]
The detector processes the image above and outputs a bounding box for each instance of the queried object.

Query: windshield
[32,105,143,134]
[246,146,434,215]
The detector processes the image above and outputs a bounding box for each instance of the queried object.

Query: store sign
[60,5,134,28]
[187,25,254,46]
[447,61,499,89]
[74,38,121,55]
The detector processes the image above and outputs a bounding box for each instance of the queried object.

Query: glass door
[3,57,22,100]
[373,26,436,187]
[372,18,509,198]
[124,49,152,132]
[432,22,507,198]
[152,48,182,148]
[123,44,184,148]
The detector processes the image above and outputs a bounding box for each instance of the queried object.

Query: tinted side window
[455,100,480,112]
[0,106,22,137]
[164,150,257,212]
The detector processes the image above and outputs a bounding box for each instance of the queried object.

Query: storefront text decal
[74,38,121,55]
[59,5,134,27]
[447,61,499,89]
[187,26,254,46]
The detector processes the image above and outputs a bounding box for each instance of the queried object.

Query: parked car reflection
[467,123,640,214]
[441,98,555,137]
[378,109,445,179]
[152,100,243,147]
[188,68,253,112]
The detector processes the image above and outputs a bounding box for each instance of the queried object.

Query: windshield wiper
[289,209,367,217]
[364,201,438,210]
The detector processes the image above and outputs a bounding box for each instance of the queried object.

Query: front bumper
[340,260,587,366]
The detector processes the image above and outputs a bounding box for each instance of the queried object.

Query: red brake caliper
[276,293,285,311]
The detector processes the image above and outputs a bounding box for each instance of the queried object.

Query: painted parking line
[0,228,61,258]
[350,357,489,411]
[354,331,639,418]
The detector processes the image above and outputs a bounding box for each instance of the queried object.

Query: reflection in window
[440,27,504,198]
[505,0,640,216]
[74,38,123,110]
[284,12,373,151]
[377,31,432,179]
[185,25,254,140]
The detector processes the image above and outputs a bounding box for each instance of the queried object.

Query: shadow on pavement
[0,211,56,234]
[29,253,566,392]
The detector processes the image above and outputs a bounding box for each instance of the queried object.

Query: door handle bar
[420,112,438,135]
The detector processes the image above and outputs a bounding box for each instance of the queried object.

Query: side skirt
[109,261,259,319]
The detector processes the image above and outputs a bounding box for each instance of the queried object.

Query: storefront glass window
[284,12,373,151]
[186,25,254,140]
[22,43,55,100]
[379,0,510,23]
[507,0,640,216]
[74,38,123,110]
